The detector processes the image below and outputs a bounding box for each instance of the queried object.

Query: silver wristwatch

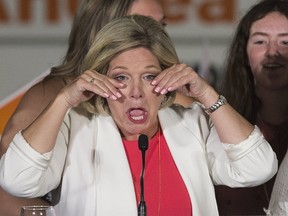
[204,95,227,115]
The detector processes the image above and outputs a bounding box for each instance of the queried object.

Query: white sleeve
[207,126,278,187]
[0,115,69,198]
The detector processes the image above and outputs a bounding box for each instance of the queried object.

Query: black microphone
[138,134,149,216]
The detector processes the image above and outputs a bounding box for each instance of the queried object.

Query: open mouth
[127,108,148,123]
[263,63,283,69]
[263,59,286,69]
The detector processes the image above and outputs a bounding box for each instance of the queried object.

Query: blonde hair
[81,15,179,115]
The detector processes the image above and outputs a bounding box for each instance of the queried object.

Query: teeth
[265,64,281,67]
[132,115,144,120]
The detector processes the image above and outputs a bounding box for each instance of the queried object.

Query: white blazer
[0,103,277,216]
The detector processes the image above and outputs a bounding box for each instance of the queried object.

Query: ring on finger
[89,78,95,83]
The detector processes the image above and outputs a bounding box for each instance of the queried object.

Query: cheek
[247,49,260,70]
[107,101,123,118]
[151,94,164,109]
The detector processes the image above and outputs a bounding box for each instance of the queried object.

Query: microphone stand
[138,134,148,216]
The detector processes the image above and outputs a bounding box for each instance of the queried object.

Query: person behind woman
[0,0,193,215]
[217,0,288,215]
[0,14,277,216]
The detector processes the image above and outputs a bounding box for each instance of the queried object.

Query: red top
[123,129,192,216]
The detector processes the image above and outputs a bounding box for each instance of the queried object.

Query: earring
[100,97,105,106]
[161,95,167,105]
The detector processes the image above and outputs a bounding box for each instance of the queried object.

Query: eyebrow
[146,65,161,70]
[111,65,161,71]
[250,32,288,37]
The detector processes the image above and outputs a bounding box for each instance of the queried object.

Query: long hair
[45,0,134,80]
[80,15,179,115]
[221,0,288,123]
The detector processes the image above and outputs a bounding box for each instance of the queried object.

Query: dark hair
[221,0,288,123]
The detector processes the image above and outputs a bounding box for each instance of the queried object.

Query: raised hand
[61,70,124,108]
[151,64,212,101]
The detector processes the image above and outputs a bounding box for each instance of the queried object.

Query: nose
[266,42,281,58]
[128,79,144,99]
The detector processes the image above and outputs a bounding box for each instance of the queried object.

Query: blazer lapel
[95,115,137,215]
[158,107,218,215]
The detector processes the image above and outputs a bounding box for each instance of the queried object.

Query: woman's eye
[114,75,127,81]
[281,41,288,45]
[144,74,157,81]
[254,40,265,45]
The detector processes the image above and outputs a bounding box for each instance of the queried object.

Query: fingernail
[155,87,161,92]
[116,92,122,98]
[160,89,167,95]
[111,95,117,100]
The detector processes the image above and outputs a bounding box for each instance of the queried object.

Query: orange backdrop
[0,95,23,134]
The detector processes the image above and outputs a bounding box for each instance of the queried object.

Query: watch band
[204,95,227,115]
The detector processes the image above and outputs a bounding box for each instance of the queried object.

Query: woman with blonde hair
[0,14,277,216]
[0,0,193,215]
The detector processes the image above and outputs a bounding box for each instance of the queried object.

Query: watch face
[219,95,227,104]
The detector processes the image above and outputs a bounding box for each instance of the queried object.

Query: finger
[62,77,96,107]
[152,65,179,94]
[84,70,125,100]
[88,70,124,88]
[69,75,108,99]
[153,64,190,94]
[90,76,123,100]
[164,67,198,91]
[151,64,177,86]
